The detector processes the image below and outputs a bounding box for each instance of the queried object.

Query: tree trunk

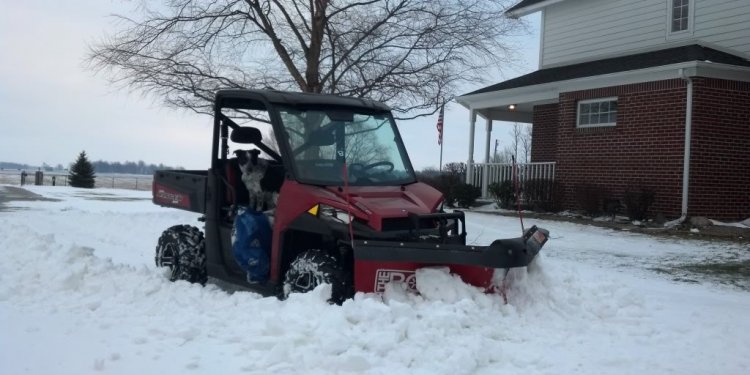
[305,0,328,93]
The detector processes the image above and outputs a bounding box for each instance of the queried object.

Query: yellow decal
[307,205,319,216]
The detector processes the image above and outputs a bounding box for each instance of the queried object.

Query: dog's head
[234,149,267,174]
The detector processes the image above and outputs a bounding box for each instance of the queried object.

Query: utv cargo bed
[152,170,207,213]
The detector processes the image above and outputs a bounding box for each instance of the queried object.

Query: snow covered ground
[1,185,748,375]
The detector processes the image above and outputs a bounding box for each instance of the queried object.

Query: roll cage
[212,89,417,186]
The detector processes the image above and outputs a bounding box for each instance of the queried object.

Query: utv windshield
[278,107,416,186]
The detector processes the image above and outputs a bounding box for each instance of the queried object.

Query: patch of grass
[649,260,750,290]
[678,260,750,278]
[672,277,700,284]
[650,267,673,275]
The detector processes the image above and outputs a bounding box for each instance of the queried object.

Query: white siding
[541,0,750,67]
[694,0,750,54]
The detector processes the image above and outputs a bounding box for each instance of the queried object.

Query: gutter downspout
[666,69,693,227]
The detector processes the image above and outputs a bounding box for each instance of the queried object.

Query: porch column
[466,110,477,184]
[482,118,492,197]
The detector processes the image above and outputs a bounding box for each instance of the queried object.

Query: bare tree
[494,145,515,163]
[508,122,521,162]
[506,122,532,163]
[89,0,525,119]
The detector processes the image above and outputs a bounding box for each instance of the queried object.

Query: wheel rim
[291,274,313,291]
[158,245,176,268]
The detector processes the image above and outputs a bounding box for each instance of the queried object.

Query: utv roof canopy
[214,89,391,112]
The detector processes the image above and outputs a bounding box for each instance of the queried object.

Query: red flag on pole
[436,105,444,145]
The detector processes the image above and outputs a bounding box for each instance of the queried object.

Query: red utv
[152,89,549,302]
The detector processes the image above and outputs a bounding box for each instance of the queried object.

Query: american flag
[436,105,444,145]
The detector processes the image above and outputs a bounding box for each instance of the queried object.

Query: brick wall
[532,79,687,217]
[530,104,558,162]
[529,77,750,220]
[689,78,750,220]
[558,79,687,217]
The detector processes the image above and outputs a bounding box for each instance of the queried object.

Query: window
[278,107,415,186]
[671,0,689,32]
[577,98,617,128]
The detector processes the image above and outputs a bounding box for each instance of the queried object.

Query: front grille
[380,217,437,232]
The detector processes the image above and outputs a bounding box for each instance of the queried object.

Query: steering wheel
[349,161,394,177]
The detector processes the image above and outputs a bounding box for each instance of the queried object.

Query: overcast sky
[0,0,540,171]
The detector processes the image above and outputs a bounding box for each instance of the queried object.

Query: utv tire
[283,249,350,304]
[155,225,207,284]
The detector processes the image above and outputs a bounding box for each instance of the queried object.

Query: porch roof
[505,0,567,18]
[456,44,750,123]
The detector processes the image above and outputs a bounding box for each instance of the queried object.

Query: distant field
[0,170,152,191]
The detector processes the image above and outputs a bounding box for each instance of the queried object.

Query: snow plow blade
[351,225,549,293]
[352,225,549,269]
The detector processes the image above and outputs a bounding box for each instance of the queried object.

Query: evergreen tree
[69,151,96,188]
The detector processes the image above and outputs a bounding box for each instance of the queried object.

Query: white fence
[0,170,153,191]
[470,162,556,198]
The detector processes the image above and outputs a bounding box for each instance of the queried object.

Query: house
[456,0,750,221]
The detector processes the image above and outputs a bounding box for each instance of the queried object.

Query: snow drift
[0,186,748,374]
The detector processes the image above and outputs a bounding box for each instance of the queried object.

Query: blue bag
[232,206,272,283]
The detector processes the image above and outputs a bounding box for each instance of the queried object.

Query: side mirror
[307,127,336,146]
[231,127,262,144]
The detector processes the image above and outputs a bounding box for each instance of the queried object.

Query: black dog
[234,149,279,211]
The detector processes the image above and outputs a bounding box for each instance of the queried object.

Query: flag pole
[439,138,444,172]
[437,102,445,172]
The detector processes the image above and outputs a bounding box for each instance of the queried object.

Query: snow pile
[1,185,749,374]
[709,218,750,228]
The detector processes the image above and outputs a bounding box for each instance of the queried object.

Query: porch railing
[470,162,556,198]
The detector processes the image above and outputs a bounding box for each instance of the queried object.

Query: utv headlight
[309,204,352,224]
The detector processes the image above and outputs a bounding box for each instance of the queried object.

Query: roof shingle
[465,45,750,96]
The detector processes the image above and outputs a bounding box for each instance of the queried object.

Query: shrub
[488,180,514,209]
[443,162,466,180]
[603,198,623,218]
[574,183,605,216]
[415,168,440,181]
[624,188,656,221]
[418,171,462,207]
[523,178,550,208]
[453,183,482,208]
[418,163,473,208]
[525,179,563,212]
